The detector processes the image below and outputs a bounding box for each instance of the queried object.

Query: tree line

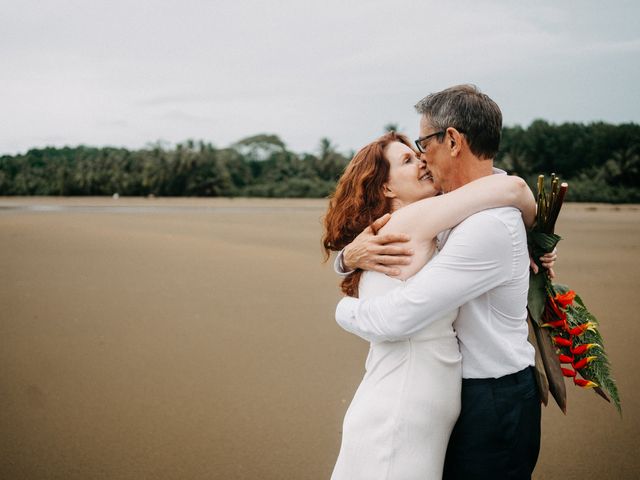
[1,121,639,202]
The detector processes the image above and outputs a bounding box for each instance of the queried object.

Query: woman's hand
[530,247,558,278]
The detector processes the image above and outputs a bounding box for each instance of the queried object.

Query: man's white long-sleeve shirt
[335,207,535,379]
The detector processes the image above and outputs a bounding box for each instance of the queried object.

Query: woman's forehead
[385,141,414,160]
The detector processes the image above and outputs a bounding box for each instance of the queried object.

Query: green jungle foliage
[1,122,639,202]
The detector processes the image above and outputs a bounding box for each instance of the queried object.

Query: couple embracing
[323,85,556,479]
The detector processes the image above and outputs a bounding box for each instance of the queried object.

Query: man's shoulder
[439,208,524,250]
[448,207,525,248]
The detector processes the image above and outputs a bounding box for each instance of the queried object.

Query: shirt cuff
[334,250,355,276]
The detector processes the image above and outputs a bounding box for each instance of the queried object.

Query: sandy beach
[1,196,638,479]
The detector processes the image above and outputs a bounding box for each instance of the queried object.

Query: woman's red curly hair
[322,131,414,296]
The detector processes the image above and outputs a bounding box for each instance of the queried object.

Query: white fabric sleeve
[335,212,514,342]
[333,250,355,277]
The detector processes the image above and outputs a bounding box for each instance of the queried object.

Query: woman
[322,131,546,479]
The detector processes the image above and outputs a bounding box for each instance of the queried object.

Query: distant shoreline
[0,197,637,213]
[0,196,328,214]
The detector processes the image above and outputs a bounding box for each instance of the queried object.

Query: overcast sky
[2,0,639,155]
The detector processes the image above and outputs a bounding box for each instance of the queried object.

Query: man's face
[418,115,454,193]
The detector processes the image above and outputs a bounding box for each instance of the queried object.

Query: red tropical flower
[574,378,598,388]
[554,290,576,308]
[558,354,574,364]
[547,296,567,319]
[553,336,573,348]
[572,356,598,370]
[570,343,599,355]
[542,318,567,329]
[567,322,597,336]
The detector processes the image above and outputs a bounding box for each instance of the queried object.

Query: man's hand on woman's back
[343,213,414,276]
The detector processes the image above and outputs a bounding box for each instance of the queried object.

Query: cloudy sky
[2,0,639,155]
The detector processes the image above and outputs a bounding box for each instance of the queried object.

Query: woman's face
[383,141,437,209]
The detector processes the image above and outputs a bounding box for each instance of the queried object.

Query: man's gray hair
[415,84,502,159]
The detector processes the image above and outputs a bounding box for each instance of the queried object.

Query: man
[335,85,541,479]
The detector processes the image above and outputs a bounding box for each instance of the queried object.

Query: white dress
[331,271,462,480]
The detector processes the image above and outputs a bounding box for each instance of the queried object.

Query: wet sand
[1,197,638,479]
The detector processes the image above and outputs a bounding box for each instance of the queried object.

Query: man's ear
[383,183,396,199]
[446,127,463,157]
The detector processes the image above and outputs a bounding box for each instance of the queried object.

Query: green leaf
[528,231,562,258]
[527,272,548,325]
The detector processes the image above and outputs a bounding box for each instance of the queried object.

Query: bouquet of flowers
[527,174,621,413]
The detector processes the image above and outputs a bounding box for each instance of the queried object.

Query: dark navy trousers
[443,366,541,480]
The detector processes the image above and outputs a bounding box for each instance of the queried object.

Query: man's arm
[335,212,514,342]
[333,213,413,276]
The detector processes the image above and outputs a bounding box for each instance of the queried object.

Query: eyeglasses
[414,131,445,153]
[414,128,466,153]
